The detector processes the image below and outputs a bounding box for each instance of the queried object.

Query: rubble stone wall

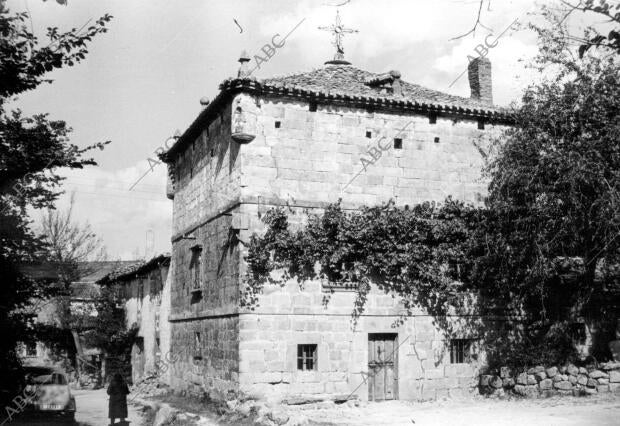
[479,362,620,397]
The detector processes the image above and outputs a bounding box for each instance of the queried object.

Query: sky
[6,0,571,259]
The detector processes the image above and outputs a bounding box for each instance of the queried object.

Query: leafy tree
[0,0,111,402]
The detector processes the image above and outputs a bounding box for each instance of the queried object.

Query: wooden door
[368,333,398,401]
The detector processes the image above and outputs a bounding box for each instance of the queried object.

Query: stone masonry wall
[479,362,620,397]
[235,93,507,207]
[169,316,239,399]
[237,281,483,402]
[172,102,239,236]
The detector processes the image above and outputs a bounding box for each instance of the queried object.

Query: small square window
[210,148,215,157]
[297,344,317,371]
[394,138,403,149]
[365,131,372,138]
[26,341,37,357]
[434,137,440,143]
[275,121,281,128]
[449,339,474,364]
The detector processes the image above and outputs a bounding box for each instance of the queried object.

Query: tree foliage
[0,0,112,401]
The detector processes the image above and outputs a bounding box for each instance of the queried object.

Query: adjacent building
[97,254,172,384]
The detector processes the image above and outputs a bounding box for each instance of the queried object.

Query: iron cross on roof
[319,10,358,65]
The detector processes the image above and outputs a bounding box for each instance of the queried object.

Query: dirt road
[300,394,620,426]
[8,389,144,426]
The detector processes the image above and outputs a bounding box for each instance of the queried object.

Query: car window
[25,370,67,385]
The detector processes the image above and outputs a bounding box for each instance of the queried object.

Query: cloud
[46,163,172,261]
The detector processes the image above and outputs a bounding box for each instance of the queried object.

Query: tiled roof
[165,64,511,160]
[97,253,170,284]
[259,65,503,113]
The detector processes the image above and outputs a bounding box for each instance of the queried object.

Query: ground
[10,389,144,426]
[294,393,620,426]
[146,391,620,426]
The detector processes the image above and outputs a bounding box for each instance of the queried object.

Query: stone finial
[238,50,251,78]
[199,97,210,106]
[468,57,493,105]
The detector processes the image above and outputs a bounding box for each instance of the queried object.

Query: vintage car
[20,366,76,422]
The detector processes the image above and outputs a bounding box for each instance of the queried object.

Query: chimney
[468,57,492,105]
[237,50,251,78]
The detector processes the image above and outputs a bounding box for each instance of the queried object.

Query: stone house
[161,49,514,402]
[97,254,172,384]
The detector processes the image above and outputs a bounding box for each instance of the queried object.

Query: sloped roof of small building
[97,253,170,284]
[164,63,512,160]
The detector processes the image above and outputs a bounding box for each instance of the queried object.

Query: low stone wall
[479,362,620,397]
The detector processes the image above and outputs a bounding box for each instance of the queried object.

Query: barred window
[26,341,37,357]
[297,344,317,371]
[449,339,474,364]
[194,331,202,360]
[190,246,203,289]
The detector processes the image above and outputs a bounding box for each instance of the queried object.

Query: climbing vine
[242,198,479,331]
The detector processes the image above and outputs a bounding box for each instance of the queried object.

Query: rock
[153,404,179,426]
[514,385,538,398]
[545,367,558,378]
[554,381,573,391]
[535,372,547,382]
[266,410,290,425]
[479,375,492,387]
[578,367,588,374]
[527,366,545,375]
[610,370,620,383]
[610,383,620,392]
[601,361,620,370]
[500,367,512,378]
[527,375,537,385]
[587,378,598,388]
[503,377,515,388]
[539,379,553,390]
[540,389,557,398]
[553,374,564,383]
[585,387,598,395]
[572,388,586,397]
[597,385,610,393]
[589,370,607,379]
[490,376,503,389]
[559,365,567,374]
[569,375,577,385]
[597,378,610,385]
[577,374,588,386]
[516,372,528,385]
[566,364,579,376]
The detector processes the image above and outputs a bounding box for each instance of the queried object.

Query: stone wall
[169,316,239,399]
[479,361,620,397]
[122,264,169,384]
[172,101,239,236]
[236,93,507,207]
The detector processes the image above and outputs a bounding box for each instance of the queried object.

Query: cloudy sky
[6,0,568,259]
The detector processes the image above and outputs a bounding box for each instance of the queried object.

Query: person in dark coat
[107,373,129,424]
